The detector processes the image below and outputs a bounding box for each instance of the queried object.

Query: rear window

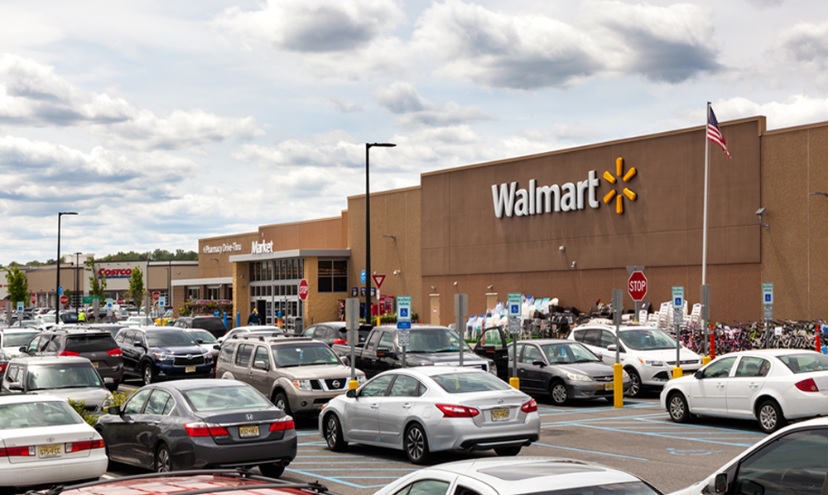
[432,371,511,393]
[65,334,119,352]
[777,353,827,373]
[192,318,227,332]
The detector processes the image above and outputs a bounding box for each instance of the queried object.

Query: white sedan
[372,457,662,495]
[660,349,827,433]
[320,367,540,464]
[0,394,108,489]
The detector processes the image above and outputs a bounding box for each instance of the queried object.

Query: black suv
[19,327,124,391]
[115,327,214,385]
[173,316,228,339]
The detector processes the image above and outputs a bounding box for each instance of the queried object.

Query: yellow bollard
[509,377,520,389]
[348,379,359,390]
[613,363,624,408]
[672,366,684,379]
[702,356,712,365]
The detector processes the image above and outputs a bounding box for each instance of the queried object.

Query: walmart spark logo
[602,157,637,214]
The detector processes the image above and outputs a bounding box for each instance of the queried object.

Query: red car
[24,469,334,495]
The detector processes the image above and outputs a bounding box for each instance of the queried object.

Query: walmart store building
[182,116,826,328]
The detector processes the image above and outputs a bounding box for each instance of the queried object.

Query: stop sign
[628,271,648,302]
[152,291,161,301]
[30,293,36,305]
[298,279,309,301]
[59,295,69,305]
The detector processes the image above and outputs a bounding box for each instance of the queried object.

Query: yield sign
[372,274,386,290]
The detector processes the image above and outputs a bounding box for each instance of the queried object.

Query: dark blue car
[114,327,214,385]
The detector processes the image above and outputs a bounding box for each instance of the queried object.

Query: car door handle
[402,403,412,409]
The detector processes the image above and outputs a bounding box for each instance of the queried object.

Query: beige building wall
[761,122,828,320]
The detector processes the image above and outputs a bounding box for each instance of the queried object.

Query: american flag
[707,106,732,158]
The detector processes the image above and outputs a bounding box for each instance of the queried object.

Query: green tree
[5,264,29,307]
[128,266,145,306]
[84,256,106,301]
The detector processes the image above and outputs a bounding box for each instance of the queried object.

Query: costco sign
[98,268,132,279]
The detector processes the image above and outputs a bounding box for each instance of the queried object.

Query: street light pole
[365,142,396,327]
[56,211,78,314]
[75,252,82,315]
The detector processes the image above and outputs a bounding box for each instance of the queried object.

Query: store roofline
[229,249,351,263]
[173,277,232,286]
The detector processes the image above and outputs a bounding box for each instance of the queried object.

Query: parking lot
[109,384,767,495]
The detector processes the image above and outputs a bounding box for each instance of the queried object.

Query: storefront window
[187,288,200,300]
[318,259,348,293]
[206,287,220,300]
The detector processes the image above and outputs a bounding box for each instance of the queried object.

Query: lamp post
[365,142,396,327]
[56,211,78,314]
[75,252,82,315]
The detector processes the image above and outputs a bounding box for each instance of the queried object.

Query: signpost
[627,270,647,322]
[612,288,624,408]
[345,298,360,389]
[762,283,773,348]
[397,296,412,367]
[298,279,309,301]
[672,286,684,379]
[454,294,468,366]
[507,293,522,388]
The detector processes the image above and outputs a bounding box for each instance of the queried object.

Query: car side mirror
[712,473,728,493]
[253,360,269,371]
[376,348,396,359]
[133,339,144,347]
[607,344,617,352]
[532,360,546,368]
[346,389,357,399]
[196,338,204,344]
[106,405,122,415]
[9,382,24,392]
[694,370,704,379]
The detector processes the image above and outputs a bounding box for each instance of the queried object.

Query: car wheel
[667,392,691,423]
[259,462,285,478]
[142,363,155,385]
[272,391,292,416]
[404,423,430,464]
[550,380,569,406]
[494,446,521,456]
[625,369,642,397]
[323,413,347,452]
[757,399,786,433]
[154,444,172,472]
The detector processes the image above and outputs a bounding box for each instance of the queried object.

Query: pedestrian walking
[248,308,260,325]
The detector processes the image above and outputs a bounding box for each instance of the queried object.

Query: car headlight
[291,379,313,391]
[203,352,213,363]
[639,358,664,367]
[152,352,174,361]
[566,372,592,382]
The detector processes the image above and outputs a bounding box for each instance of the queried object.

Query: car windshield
[2,331,40,347]
[26,363,103,390]
[0,400,83,429]
[776,353,828,373]
[408,330,469,353]
[618,329,677,350]
[183,385,274,412]
[190,330,218,344]
[542,342,600,364]
[272,343,341,367]
[517,481,660,495]
[147,331,198,347]
[432,371,512,393]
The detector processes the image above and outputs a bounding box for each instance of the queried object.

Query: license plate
[239,425,260,438]
[39,444,62,458]
[604,383,614,391]
[185,365,196,373]
[491,408,509,421]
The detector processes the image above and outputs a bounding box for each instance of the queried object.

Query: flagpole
[702,102,711,286]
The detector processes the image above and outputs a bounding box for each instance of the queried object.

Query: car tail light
[0,446,35,457]
[184,422,230,438]
[269,417,295,431]
[0,363,7,374]
[65,439,105,453]
[795,378,820,392]
[106,348,123,357]
[332,339,347,345]
[58,350,80,356]
[521,399,538,413]
[436,404,480,418]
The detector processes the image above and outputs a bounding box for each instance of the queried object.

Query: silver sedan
[319,367,540,464]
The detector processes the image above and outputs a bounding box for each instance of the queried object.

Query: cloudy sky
[0,0,826,266]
